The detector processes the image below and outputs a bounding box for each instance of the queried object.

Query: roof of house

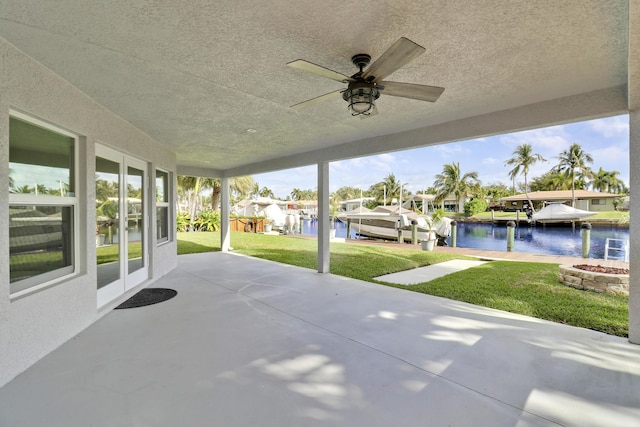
[500,190,620,202]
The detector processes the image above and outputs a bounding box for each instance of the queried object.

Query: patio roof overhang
[0,1,634,177]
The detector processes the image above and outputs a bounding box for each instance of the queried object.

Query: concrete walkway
[1,252,638,427]
[375,259,488,285]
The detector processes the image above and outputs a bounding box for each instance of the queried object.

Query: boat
[532,203,596,223]
[337,205,452,244]
[232,197,294,231]
[9,207,64,253]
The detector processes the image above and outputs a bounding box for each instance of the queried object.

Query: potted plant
[96,225,106,247]
[421,209,443,251]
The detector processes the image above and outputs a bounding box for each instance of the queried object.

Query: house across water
[499,190,621,212]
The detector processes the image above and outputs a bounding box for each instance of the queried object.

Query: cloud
[331,153,396,175]
[433,142,470,159]
[500,126,570,155]
[482,157,498,165]
[590,116,628,138]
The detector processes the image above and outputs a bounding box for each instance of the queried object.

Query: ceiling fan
[287,37,444,117]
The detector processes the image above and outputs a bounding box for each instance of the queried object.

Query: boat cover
[532,203,596,222]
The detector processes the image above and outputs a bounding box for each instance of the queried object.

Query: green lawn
[177,231,629,337]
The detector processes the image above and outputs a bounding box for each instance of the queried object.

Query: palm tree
[554,143,594,207]
[505,144,546,212]
[530,170,572,192]
[208,176,255,211]
[258,186,275,198]
[177,176,203,223]
[9,169,15,192]
[369,173,404,205]
[14,184,33,194]
[591,167,624,193]
[433,162,479,213]
[290,188,303,201]
[333,186,362,202]
[250,182,260,199]
[290,188,316,201]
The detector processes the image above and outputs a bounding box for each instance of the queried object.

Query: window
[591,199,604,205]
[9,114,78,295]
[156,169,170,244]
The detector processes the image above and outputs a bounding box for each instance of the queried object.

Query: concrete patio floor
[1,252,639,427]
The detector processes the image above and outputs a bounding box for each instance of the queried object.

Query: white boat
[532,203,596,223]
[232,197,288,228]
[9,208,63,253]
[337,205,452,243]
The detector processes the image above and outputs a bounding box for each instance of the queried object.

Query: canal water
[301,219,629,260]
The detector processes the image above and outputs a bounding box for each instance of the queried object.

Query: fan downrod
[351,54,371,72]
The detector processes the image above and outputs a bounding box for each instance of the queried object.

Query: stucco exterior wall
[0,38,177,386]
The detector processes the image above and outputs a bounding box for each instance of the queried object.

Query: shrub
[464,198,488,217]
[176,211,191,232]
[193,209,220,232]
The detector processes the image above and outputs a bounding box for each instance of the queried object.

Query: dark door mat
[115,288,177,309]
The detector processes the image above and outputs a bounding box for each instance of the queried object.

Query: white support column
[317,162,330,273]
[628,0,639,344]
[629,111,640,344]
[220,177,231,252]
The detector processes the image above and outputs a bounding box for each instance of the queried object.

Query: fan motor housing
[351,54,371,70]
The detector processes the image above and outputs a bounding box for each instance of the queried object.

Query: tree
[433,162,480,213]
[482,182,512,202]
[178,175,256,219]
[290,188,316,201]
[8,169,15,192]
[591,167,625,194]
[554,143,594,207]
[14,184,32,194]
[529,171,570,192]
[258,186,274,198]
[202,176,255,211]
[290,188,303,201]
[505,144,546,212]
[177,176,203,225]
[368,173,407,205]
[333,186,363,202]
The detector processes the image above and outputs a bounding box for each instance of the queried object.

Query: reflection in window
[9,206,74,292]
[157,206,169,242]
[96,156,121,289]
[9,114,77,295]
[9,117,75,196]
[156,170,170,244]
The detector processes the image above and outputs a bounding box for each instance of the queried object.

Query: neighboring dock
[343,238,629,268]
[455,216,627,228]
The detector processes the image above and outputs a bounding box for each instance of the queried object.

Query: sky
[253,114,630,199]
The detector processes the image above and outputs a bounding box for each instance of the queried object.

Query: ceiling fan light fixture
[342,86,380,116]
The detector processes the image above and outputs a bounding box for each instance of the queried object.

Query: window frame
[9,111,80,297]
[155,168,171,245]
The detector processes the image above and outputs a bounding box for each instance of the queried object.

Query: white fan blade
[362,37,426,82]
[290,89,344,110]
[287,60,354,83]
[380,81,444,102]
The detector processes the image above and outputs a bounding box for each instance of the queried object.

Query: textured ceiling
[0,0,630,176]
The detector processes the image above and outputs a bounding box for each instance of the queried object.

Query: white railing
[604,238,629,262]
